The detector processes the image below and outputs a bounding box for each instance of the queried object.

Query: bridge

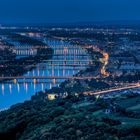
[0,44,106,83]
[1,43,139,96]
[0,59,92,62]
[3,44,94,57]
[3,45,95,49]
[0,63,94,67]
[83,83,140,96]
[0,76,98,80]
[13,49,37,56]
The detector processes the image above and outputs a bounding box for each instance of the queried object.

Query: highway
[83,83,140,95]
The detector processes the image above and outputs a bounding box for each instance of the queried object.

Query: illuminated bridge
[1,43,138,97]
[83,83,140,96]
[3,43,92,60]
[3,45,95,56]
[0,76,98,80]
[0,44,102,84]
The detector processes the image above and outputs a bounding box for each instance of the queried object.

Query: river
[0,38,91,109]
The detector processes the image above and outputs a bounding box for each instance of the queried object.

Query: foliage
[0,94,140,140]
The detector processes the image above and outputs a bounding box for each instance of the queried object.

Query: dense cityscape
[0,25,140,139]
[1,0,140,139]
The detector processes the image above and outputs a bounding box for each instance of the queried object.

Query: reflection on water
[0,39,91,109]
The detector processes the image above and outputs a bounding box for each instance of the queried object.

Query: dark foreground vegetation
[0,92,140,140]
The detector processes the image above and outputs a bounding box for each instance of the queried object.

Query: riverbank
[0,37,92,109]
[0,47,53,82]
[0,89,140,140]
[43,38,110,96]
[0,29,140,140]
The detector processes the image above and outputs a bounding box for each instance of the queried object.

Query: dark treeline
[0,93,140,140]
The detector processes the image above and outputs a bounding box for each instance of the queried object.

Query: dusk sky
[0,0,140,24]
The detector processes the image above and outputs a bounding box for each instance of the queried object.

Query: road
[83,83,140,95]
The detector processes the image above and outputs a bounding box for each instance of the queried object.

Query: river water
[0,38,91,109]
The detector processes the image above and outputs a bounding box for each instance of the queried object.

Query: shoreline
[0,47,53,83]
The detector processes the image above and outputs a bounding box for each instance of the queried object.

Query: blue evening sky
[0,0,140,24]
